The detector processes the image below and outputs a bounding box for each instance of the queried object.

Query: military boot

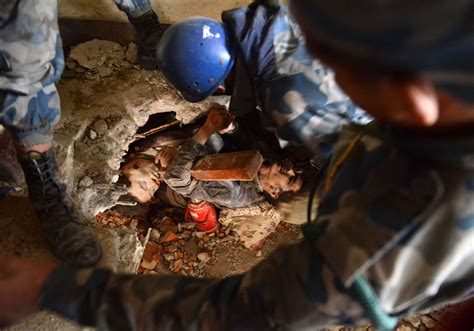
[128,10,163,69]
[19,149,102,267]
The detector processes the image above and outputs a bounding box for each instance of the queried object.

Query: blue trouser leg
[0,83,60,147]
[113,0,153,18]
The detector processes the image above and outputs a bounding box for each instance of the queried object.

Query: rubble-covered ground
[1,39,465,331]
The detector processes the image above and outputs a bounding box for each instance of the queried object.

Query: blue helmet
[156,17,235,102]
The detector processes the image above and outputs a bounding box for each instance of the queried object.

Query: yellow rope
[323,132,364,194]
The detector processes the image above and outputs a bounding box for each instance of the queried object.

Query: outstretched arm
[164,105,234,196]
[0,239,363,330]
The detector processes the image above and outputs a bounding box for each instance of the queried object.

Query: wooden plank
[191,150,263,181]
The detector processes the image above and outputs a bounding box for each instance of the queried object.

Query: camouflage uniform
[116,0,371,158]
[0,0,64,147]
[222,1,371,159]
[38,122,474,329]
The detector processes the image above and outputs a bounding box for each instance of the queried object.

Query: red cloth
[185,200,219,233]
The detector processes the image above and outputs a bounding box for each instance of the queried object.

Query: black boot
[128,10,163,70]
[19,149,102,267]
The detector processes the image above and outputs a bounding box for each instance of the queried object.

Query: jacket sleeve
[39,239,364,330]
[164,138,207,197]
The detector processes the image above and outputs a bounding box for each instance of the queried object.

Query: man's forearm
[38,240,362,330]
[192,124,214,145]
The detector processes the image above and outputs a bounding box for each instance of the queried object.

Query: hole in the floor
[96,108,314,278]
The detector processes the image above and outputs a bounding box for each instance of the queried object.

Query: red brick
[191,150,263,181]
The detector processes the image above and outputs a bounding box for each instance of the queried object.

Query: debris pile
[96,209,142,231]
[96,207,241,277]
[220,201,284,251]
[66,39,139,80]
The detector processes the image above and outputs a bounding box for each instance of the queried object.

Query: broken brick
[197,252,211,263]
[150,229,161,241]
[160,231,178,243]
[141,259,157,270]
[191,150,263,181]
[159,223,178,233]
[142,241,161,262]
[173,259,183,273]
[162,217,174,226]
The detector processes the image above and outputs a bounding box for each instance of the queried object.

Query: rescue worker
[0,1,101,266]
[114,0,370,161]
[1,0,474,330]
[155,0,371,162]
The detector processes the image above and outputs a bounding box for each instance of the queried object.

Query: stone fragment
[84,71,100,81]
[89,129,97,140]
[69,39,125,70]
[142,241,161,262]
[125,42,138,64]
[98,66,114,78]
[65,58,77,70]
[159,223,178,233]
[78,176,93,188]
[93,119,108,135]
[195,232,205,239]
[162,217,173,226]
[166,245,177,253]
[197,252,210,263]
[150,229,161,241]
[184,239,200,255]
[160,231,178,243]
[173,259,183,273]
[180,222,196,230]
[163,253,175,262]
[141,259,157,270]
[420,315,437,329]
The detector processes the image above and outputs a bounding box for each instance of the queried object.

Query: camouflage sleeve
[39,240,364,329]
[164,139,206,197]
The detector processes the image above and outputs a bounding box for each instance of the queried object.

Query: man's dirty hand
[0,258,56,328]
[155,146,177,168]
[204,105,234,133]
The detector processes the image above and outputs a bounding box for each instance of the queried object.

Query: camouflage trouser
[0,0,64,147]
[112,0,152,18]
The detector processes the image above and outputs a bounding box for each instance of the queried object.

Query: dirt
[207,222,303,277]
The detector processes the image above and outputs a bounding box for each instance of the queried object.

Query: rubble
[125,42,138,64]
[55,39,229,218]
[220,201,284,250]
[67,39,128,80]
[97,205,242,277]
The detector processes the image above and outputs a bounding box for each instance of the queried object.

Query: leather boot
[19,149,102,267]
[128,10,163,69]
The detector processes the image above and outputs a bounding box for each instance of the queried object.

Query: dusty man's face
[259,163,302,199]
